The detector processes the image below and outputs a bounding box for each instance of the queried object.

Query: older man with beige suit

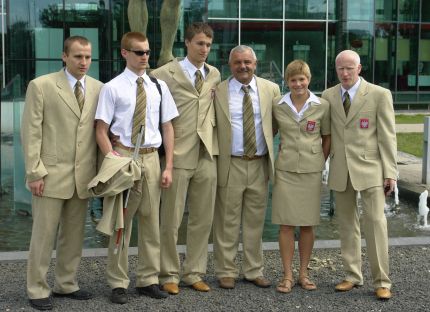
[213,45,280,289]
[21,36,103,310]
[322,50,397,300]
[151,22,221,294]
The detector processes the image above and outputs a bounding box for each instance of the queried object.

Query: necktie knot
[136,77,144,86]
[242,85,250,94]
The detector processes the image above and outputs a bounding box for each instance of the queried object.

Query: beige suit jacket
[322,78,397,191]
[214,76,281,187]
[151,58,221,169]
[273,96,330,173]
[21,69,103,199]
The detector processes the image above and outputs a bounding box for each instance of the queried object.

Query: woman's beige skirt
[271,170,322,226]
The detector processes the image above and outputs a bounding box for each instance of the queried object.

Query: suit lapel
[80,77,95,120]
[300,103,319,121]
[170,59,198,95]
[256,77,268,120]
[331,85,347,124]
[345,79,368,125]
[217,80,231,123]
[278,101,299,123]
[56,70,81,118]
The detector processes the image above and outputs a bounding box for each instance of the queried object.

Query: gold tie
[74,81,84,112]
[343,91,351,116]
[242,85,257,157]
[195,70,203,94]
[131,77,146,146]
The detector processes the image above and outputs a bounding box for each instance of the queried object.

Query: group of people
[21,22,397,311]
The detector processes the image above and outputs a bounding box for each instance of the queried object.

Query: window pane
[398,0,419,22]
[284,22,326,92]
[242,0,282,19]
[241,22,283,86]
[208,0,238,18]
[285,0,327,20]
[343,0,373,21]
[396,23,418,93]
[208,20,238,80]
[375,0,396,22]
[375,23,395,90]
[419,25,430,92]
[423,1,430,22]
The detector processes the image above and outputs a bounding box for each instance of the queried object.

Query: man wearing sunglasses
[95,32,178,304]
[151,22,221,295]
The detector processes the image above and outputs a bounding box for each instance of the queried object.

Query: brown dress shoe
[218,277,235,289]
[245,276,271,288]
[375,287,392,300]
[162,283,179,295]
[191,281,211,292]
[335,280,356,292]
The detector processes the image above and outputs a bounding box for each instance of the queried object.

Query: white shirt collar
[341,77,361,99]
[230,76,257,94]
[64,68,85,89]
[182,56,206,79]
[123,67,150,85]
[278,91,321,106]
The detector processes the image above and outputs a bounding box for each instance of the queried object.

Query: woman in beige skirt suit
[272,60,330,293]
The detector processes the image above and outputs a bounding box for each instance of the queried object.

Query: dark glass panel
[398,0,419,22]
[374,23,396,90]
[396,23,418,92]
[285,0,327,20]
[418,24,430,91]
[208,0,238,18]
[242,0,282,19]
[375,0,397,22]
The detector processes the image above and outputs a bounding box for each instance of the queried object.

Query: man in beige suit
[213,45,280,289]
[322,50,397,300]
[151,22,221,294]
[21,36,103,310]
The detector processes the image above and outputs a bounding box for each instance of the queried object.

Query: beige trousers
[27,190,87,299]
[159,149,217,285]
[106,149,161,289]
[213,157,269,280]
[334,175,391,289]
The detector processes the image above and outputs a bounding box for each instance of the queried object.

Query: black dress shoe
[111,288,128,304]
[52,289,92,300]
[29,297,53,310]
[136,284,168,299]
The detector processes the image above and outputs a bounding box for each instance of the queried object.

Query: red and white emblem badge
[306,120,316,132]
[360,118,369,129]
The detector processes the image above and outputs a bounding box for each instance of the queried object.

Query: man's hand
[28,179,44,197]
[160,168,173,189]
[383,178,396,196]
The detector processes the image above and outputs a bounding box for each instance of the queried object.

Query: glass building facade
[1,0,430,197]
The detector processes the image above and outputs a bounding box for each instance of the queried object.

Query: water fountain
[417,190,429,227]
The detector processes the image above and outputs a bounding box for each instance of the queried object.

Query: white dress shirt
[95,67,178,148]
[229,77,267,156]
[179,57,206,86]
[278,91,321,121]
[64,68,85,97]
[340,77,361,103]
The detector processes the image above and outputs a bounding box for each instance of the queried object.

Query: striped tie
[195,70,203,94]
[343,91,351,116]
[74,80,84,112]
[131,77,146,146]
[242,85,257,157]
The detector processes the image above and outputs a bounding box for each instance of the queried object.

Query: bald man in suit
[21,36,103,310]
[213,45,280,289]
[151,22,221,294]
[322,50,397,300]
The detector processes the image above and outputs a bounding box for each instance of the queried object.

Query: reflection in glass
[398,0,419,22]
[241,22,283,86]
[374,23,395,90]
[242,0,282,19]
[285,0,328,20]
[375,0,396,21]
[208,0,238,18]
[396,23,418,94]
[344,0,373,21]
[284,22,326,92]
[418,25,430,92]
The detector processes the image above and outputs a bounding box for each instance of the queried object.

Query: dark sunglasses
[125,49,151,56]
